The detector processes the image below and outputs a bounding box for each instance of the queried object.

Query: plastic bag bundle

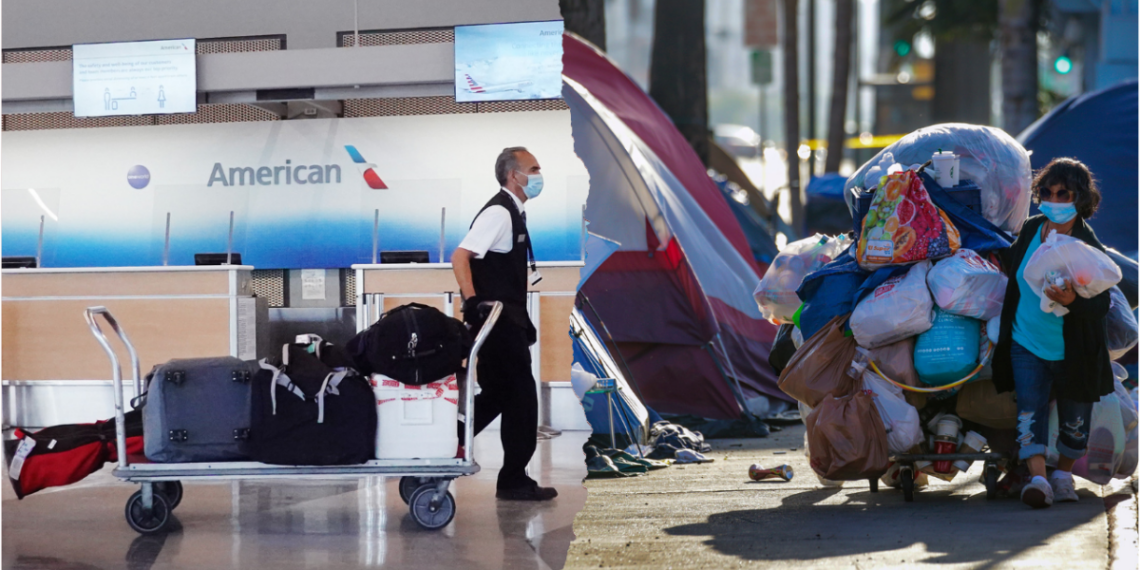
[926,249,1007,321]
[914,308,981,386]
[862,372,923,454]
[754,234,851,323]
[805,391,890,481]
[850,261,934,349]
[844,123,1033,232]
[856,171,960,270]
[1024,230,1123,316]
[1106,287,1138,360]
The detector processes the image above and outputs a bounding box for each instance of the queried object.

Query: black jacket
[992,215,1113,403]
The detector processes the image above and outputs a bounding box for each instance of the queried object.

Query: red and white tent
[563,34,789,419]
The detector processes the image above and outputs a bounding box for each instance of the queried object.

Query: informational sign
[301,269,326,300]
[72,39,197,117]
[2,111,588,269]
[454,20,564,103]
[751,50,773,85]
[744,0,779,48]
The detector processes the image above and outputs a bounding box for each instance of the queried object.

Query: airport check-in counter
[2,266,266,428]
[353,261,591,430]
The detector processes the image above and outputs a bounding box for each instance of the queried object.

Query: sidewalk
[566,423,1137,569]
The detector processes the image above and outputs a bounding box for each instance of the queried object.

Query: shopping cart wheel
[900,468,915,503]
[155,481,183,510]
[125,489,171,534]
[869,478,879,493]
[408,486,456,530]
[984,462,999,500]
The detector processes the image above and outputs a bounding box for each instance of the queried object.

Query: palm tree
[649,0,711,165]
[560,0,607,51]
[825,0,854,173]
[883,0,1045,134]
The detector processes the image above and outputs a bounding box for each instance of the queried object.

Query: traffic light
[894,40,911,57]
[1054,55,1073,75]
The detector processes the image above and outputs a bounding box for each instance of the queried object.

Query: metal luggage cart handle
[463,301,502,463]
[84,306,141,469]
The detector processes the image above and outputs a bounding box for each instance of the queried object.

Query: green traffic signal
[1054,55,1073,74]
[894,40,911,57]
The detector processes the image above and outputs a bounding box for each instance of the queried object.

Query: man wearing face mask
[451,146,556,501]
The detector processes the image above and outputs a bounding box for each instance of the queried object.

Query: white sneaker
[1021,476,1054,509]
[1050,475,1079,503]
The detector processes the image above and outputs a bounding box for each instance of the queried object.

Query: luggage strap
[316,371,348,424]
[258,359,305,415]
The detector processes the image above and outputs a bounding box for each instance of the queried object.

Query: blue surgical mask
[1039,201,1077,224]
[520,172,544,199]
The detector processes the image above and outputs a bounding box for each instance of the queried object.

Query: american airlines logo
[203,145,386,189]
[344,145,388,189]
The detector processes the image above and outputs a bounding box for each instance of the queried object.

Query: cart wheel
[901,468,915,503]
[399,477,437,505]
[869,478,879,493]
[125,490,171,535]
[984,463,999,500]
[155,481,183,510]
[408,485,456,530]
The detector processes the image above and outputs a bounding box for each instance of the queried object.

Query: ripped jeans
[1011,340,1094,462]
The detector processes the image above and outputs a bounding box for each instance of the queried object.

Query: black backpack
[248,337,376,465]
[347,303,472,385]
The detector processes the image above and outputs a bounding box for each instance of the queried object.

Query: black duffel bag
[248,338,376,465]
[347,303,471,385]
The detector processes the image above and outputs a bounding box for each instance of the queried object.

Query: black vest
[469,190,536,341]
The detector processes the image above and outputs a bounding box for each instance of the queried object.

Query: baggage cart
[84,302,504,534]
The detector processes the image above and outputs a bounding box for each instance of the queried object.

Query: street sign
[744,0,779,47]
[751,50,773,86]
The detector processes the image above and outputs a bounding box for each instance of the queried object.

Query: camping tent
[1017,79,1138,254]
[571,306,651,447]
[562,33,787,420]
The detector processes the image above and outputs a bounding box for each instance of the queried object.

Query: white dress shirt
[458,188,526,259]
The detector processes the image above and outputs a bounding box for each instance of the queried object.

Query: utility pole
[806,0,817,176]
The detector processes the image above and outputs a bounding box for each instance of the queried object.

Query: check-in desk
[2,266,263,428]
[353,261,590,430]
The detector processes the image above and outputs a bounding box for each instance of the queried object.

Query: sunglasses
[1037,187,1072,201]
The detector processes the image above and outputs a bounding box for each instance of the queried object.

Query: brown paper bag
[805,390,890,481]
[956,378,1018,429]
[869,338,927,410]
[778,315,859,407]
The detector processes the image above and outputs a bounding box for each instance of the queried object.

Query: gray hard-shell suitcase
[141,357,259,463]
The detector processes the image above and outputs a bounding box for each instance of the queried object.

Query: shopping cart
[84,301,503,534]
[888,451,1008,502]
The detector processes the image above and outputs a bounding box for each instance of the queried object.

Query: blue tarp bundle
[1018,79,1138,255]
[796,171,1013,339]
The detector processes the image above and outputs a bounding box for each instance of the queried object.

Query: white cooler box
[371,374,459,459]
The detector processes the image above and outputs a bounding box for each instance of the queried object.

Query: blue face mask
[1039,201,1077,224]
[520,172,544,199]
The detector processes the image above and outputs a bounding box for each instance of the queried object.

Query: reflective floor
[2,430,589,570]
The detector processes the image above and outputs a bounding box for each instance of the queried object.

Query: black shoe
[495,485,558,501]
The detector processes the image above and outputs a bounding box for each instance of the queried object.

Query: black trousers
[460,322,538,490]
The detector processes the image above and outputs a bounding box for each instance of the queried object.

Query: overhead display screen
[454,21,563,103]
[72,39,197,117]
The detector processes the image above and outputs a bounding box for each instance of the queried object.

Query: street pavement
[565,423,1138,569]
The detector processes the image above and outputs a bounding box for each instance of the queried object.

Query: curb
[1106,476,1138,570]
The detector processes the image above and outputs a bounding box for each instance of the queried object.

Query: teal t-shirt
[1012,229,1065,361]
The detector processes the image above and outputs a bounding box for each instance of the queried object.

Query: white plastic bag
[844,123,1032,232]
[927,249,1008,320]
[754,234,851,323]
[1106,286,1138,360]
[850,260,934,349]
[986,315,1001,345]
[1047,382,1136,484]
[863,372,923,454]
[1024,230,1122,317]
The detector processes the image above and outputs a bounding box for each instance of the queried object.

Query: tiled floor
[2,430,589,570]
